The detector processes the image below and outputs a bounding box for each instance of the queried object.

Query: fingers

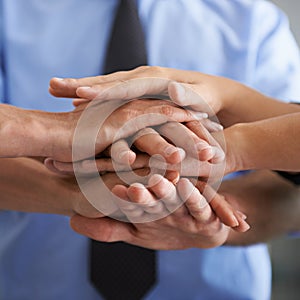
[113,182,168,222]
[205,189,239,228]
[109,139,136,165]
[49,74,124,99]
[50,67,161,100]
[127,183,166,215]
[74,154,150,175]
[76,77,170,102]
[177,178,213,222]
[149,156,212,177]
[143,103,207,123]
[70,214,134,243]
[199,118,224,133]
[44,158,72,176]
[96,100,208,154]
[158,122,213,161]
[113,173,183,221]
[168,81,215,114]
[148,174,185,214]
[196,182,250,232]
[112,185,145,220]
[133,128,185,164]
[186,121,225,163]
[233,211,251,233]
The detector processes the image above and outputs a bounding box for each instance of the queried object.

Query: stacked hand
[3,66,300,248]
[44,68,251,249]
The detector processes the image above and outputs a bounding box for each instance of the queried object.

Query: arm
[0,157,99,216]
[211,112,300,173]
[0,99,199,161]
[49,66,300,127]
[224,170,300,245]
[70,170,300,249]
[0,157,134,218]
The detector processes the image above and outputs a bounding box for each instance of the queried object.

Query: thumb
[168,81,217,115]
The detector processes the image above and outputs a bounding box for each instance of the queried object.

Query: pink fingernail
[164,146,177,157]
[130,183,147,190]
[178,148,186,160]
[237,210,247,220]
[194,112,208,119]
[231,215,239,227]
[78,86,92,91]
[148,174,164,187]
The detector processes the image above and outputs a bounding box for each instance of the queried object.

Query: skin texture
[49,66,300,126]
[70,170,300,249]
[2,66,300,250]
[46,66,300,249]
[49,66,300,172]
[0,98,205,161]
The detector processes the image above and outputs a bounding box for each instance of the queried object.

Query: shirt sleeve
[249,1,300,102]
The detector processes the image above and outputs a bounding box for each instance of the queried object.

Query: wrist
[225,123,257,173]
[212,125,246,174]
[0,108,53,158]
[31,111,73,160]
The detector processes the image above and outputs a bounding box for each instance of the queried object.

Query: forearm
[0,104,72,159]
[217,81,300,127]
[220,112,300,172]
[222,170,300,245]
[0,158,76,215]
[49,67,300,127]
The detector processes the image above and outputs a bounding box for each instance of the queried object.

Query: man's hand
[0,99,203,162]
[47,119,226,178]
[69,175,249,250]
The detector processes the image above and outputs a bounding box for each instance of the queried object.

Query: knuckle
[63,78,79,88]
[135,65,150,72]
[145,66,167,77]
[149,65,163,74]
[96,227,114,242]
[159,105,175,117]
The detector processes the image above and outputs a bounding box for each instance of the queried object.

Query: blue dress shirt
[1,1,300,299]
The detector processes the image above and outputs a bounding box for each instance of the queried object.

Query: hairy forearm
[0,158,76,215]
[222,170,300,245]
[0,104,72,159]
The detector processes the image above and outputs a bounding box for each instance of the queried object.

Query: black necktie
[90,1,156,299]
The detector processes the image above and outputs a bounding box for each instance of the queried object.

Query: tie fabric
[103,0,147,73]
[90,1,156,299]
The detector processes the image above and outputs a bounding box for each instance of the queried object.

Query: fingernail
[244,223,251,231]
[237,210,247,220]
[53,77,64,81]
[130,183,147,190]
[119,150,129,161]
[164,146,178,157]
[231,215,239,227]
[196,143,212,151]
[194,112,208,119]
[212,123,224,131]
[78,86,92,91]
[178,148,186,160]
[172,82,186,99]
[148,174,164,187]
